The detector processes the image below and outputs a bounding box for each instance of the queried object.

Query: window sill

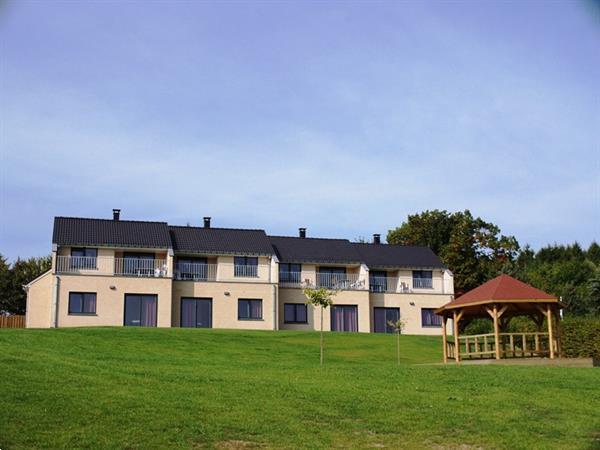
[68,313,98,316]
[238,318,264,321]
[421,325,442,328]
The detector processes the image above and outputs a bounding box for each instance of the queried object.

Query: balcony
[279,271,303,288]
[234,265,258,278]
[369,277,413,293]
[56,256,168,278]
[413,277,433,289]
[316,272,366,291]
[174,263,217,281]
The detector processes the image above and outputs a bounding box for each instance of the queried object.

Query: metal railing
[174,263,217,281]
[369,276,399,293]
[279,271,303,287]
[55,255,168,277]
[234,265,258,278]
[316,272,366,290]
[413,277,433,289]
[369,277,414,293]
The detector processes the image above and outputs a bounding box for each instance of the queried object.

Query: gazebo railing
[447,332,558,360]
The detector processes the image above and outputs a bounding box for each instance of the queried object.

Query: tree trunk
[320,306,324,365]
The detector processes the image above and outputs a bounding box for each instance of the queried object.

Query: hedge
[560,316,600,359]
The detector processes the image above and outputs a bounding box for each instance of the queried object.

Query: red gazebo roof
[438,274,559,312]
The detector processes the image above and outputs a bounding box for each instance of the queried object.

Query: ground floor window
[421,308,442,327]
[68,292,96,315]
[124,294,157,327]
[181,298,212,328]
[284,303,307,323]
[373,307,400,333]
[238,299,262,320]
[331,305,358,332]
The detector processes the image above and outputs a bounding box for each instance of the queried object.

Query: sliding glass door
[124,294,157,327]
[181,298,212,328]
[374,307,400,333]
[331,305,358,332]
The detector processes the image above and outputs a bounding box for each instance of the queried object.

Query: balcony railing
[174,263,217,281]
[370,277,395,293]
[234,265,258,278]
[56,256,168,277]
[369,277,417,293]
[413,277,433,289]
[316,273,366,291]
[279,271,303,287]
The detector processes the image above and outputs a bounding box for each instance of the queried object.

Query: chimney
[373,234,381,244]
[113,209,121,221]
[203,217,211,228]
[299,227,306,238]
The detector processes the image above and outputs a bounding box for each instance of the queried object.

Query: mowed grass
[0,328,599,449]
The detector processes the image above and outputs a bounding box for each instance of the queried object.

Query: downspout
[273,284,278,331]
[51,275,60,328]
[23,284,30,328]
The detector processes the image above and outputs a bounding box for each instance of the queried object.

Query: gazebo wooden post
[453,310,460,362]
[492,304,501,360]
[555,309,563,358]
[441,316,448,364]
[547,304,555,359]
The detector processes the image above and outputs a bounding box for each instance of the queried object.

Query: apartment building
[25,210,454,335]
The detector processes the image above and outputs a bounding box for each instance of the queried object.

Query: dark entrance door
[374,307,400,333]
[124,294,158,327]
[181,298,212,328]
[330,305,358,332]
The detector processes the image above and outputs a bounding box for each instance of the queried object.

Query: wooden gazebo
[436,275,564,363]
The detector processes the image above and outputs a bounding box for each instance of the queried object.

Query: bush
[561,316,600,359]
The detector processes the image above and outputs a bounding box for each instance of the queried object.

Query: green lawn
[1,328,598,449]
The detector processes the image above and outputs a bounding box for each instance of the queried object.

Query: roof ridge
[169,225,266,232]
[54,216,168,225]
[352,242,434,249]
[269,235,351,242]
[488,275,506,299]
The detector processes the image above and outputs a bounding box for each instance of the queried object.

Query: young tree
[387,318,405,366]
[302,286,337,365]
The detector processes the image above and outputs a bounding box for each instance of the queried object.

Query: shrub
[560,316,600,359]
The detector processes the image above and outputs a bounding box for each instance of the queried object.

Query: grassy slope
[0,328,598,449]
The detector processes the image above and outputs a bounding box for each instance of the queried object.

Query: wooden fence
[0,315,25,328]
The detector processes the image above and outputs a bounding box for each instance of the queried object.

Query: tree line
[0,255,51,315]
[387,209,599,317]
[1,209,598,317]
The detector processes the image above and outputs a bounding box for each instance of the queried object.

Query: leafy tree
[387,210,519,295]
[513,243,598,317]
[0,254,10,313]
[387,318,405,366]
[0,254,51,315]
[303,286,337,365]
[587,242,600,266]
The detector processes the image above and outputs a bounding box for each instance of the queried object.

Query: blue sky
[1,1,599,261]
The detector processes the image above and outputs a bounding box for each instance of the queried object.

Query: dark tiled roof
[52,217,171,248]
[169,226,274,255]
[269,236,362,264]
[352,243,445,269]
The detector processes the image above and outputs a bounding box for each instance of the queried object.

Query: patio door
[124,294,157,327]
[374,307,400,333]
[331,305,358,332]
[181,298,212,328]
